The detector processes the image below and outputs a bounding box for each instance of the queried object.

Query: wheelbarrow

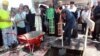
[7,31,45,56]
[18,31,45,52]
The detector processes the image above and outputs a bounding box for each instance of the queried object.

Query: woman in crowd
[15,4,26,35]
[24,5,35,32]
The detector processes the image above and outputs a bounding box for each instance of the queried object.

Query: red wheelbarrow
[17,31,45,53]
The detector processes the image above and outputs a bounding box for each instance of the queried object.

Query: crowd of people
[0,0,100,51]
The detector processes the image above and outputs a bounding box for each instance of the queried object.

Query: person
[54,7,61,36]
[56,6,76,45]
[39,5,48,33]
[34,2,42,31]
[0,0,13,50]
[54,1,65,37]
[81,2,95,39]
[15,4,26,35]
[92,1,100,41]
[67,1,78,38]
[10,8,18,45]
[58,1,65,9]
[46,4,55,35]
[81,7,88,34]
[24,5,35,32]
[67,1,77,14]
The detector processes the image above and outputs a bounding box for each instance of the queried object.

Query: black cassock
[54,12,60,36]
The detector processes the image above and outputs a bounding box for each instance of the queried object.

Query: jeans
[2,27,18,49]
[63,22,76,44]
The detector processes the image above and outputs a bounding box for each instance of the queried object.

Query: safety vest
[0,9,12,29]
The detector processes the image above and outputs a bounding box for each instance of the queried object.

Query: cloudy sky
[0,0,33,10]
[0,0,98,10]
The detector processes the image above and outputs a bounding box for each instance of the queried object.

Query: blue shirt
[15,12,26,28]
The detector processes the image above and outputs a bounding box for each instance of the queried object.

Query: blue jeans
[2,27,18,49]
[63,22,76,44]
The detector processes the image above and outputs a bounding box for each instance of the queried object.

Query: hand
[15,19,25,24]
[15,21,20,24]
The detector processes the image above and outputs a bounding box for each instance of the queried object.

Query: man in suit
[56,6,76,45]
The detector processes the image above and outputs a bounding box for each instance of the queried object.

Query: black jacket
[93,5,100,21]
[26,13,35,26]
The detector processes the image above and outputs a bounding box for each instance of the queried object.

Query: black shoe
[91,38,95,40]
[96,38,100,42]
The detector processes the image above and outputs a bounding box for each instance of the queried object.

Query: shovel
[59,31,66,56]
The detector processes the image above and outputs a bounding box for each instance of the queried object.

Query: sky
[0,0,98,10]
[0,0,33,10]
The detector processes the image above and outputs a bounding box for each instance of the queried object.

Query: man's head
[39,5,47,10]
[61,9,66,18]
[58,1,63,6]
[55,6,62,14]
[2,0,9,10]
[23,5,29,12]
[19,3,24,10]
[17,3,24,13]
[70,1,75,7]
[70,1,75,5]
[98,0,100,5]
[84,5,89,11]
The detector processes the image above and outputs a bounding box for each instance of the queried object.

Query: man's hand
[15,21,20,24]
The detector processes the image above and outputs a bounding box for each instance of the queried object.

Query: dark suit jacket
[93,5,100,21]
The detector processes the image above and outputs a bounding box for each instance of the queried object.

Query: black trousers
[30,26,36,31]
[17,27,26,35]
[0,29,3,46]
[41,16,47,32]
[82,23,87,34]
[92,24,100,38]
[54,13,60,36]
[92,19,100,40]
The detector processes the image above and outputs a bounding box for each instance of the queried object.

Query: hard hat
[2,0,9,6]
